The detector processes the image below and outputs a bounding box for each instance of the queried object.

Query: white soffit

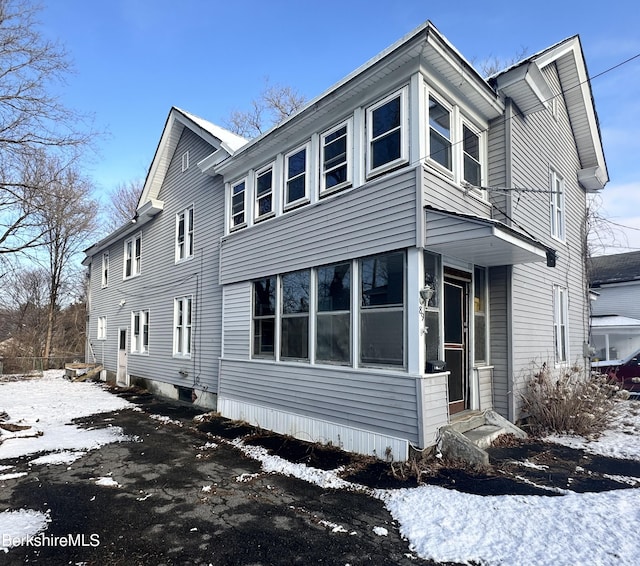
[494,62,553,114]
[425,209,548,266]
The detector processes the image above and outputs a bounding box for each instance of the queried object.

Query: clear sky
[37,0,640,253]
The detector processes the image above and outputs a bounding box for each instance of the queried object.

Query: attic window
[181,151,189,172]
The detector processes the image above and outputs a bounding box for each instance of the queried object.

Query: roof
[589,251,640,286]
[492,36,608,191]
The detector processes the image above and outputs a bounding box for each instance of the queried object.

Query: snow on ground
[1,373,640,564]
[0,371,133,551]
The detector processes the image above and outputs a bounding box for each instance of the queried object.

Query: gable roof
[493,36,608,192]
[137,107,247,208]
[589,251,640,286]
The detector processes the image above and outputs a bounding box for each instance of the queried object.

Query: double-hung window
[101,252,109,288]
[317,263,351,364]
[255,165,274,220]
[174,296,193,357]
[553,285,568,364]
[428,96,452,171]
[285,145,308,208]
[97,316,107,340]
[321,121,351,194]
[281,270,310,360]
[124,233,141,279]
[253,277,276,358]
[231,179,246,229]
[463,125,481,187]
[360,251,405,366]
[131,310,149,354]
[550,168,565,241]
[367,88,407,176]
[176,206,194,261]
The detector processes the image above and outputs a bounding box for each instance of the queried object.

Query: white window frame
[123,232,142,279]
[101,252,109,288]
[553,285,569,365]
[97,316,107,340]
[320,119,352,195]
[254,163,275,221]
[550,168,566,241]
[175,205,194,262]
[427,94,453,174]
[174,296,193,358]
[181,151,189,172]
[131,310,149,354]
[366,87,409,178]
[284,143,310,210]
[230,178,247,231]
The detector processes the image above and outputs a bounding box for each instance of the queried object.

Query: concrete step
[448,412,486,435]
[463,424,506,450]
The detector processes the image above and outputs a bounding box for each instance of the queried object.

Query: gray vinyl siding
[220,167,418,284]
[222,282,251,359]
[489,265,510,418]
[422,167,492,218]
[219,358,420,444]
[87,128,225,393]
[506,62,590,418]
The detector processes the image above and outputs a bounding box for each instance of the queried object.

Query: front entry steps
[438,410,526,467]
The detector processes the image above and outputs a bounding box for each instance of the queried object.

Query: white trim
[284,142,311,210]
[320,119,353,195]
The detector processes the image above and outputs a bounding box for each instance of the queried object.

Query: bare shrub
[520,362,622,437]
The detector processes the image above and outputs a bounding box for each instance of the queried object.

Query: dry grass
[520,362,624,437]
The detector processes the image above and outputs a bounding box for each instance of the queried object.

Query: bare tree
[475,47,530,77]
[224,79,306,138]
[105,179,142,232]
[25,153,97,367]
[0,0,93,256]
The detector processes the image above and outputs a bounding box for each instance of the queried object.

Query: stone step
[463,424,506,450]
[448,413,486,434]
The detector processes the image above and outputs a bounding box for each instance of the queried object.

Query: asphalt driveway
[0,390,433,566]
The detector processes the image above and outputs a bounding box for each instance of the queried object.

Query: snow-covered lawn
[1,371,639,564]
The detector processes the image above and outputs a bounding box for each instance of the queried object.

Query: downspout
[505,98,516,423]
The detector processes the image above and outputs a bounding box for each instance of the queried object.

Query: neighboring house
[589,251,640,361]
[83,21,607,460]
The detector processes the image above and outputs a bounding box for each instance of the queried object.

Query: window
[101,252,109,288]
[428,96,452,170]
[124,233,141,278]
[281,270,310,360]
[231,179,246,229]
[321,121,351,194]
[176,206,194,261]
[367,89,407,175]
[285,145,308,207]
[174,296,193,357]
[423,252,441,364]
[473,266,487,364]
[255,165,274,220]
[360,251,405,366]
[181,151,189,172]
[131,310,149,354]
[253,277,276,358]
[97,316,107,340]
[463,125,481,186]
[317,263,351,364]
[550,168,565,240]
[553,285,569,364]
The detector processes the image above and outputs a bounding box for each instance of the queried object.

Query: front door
[444,274,469,415]
[117,328,129,387]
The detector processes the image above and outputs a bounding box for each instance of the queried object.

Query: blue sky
[38,0,640,253]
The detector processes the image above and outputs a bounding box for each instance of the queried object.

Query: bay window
[428,96,452,170]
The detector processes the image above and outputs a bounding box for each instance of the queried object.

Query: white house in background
[589,251,640,361]
[83,21,608,460]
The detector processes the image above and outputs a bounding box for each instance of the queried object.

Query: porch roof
[425,208,551,267]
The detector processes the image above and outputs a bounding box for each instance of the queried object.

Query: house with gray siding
[83,21,607,460]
